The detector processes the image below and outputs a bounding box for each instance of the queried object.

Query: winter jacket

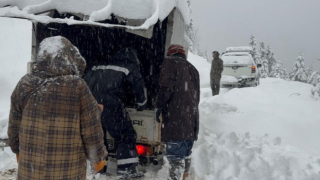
[210,57,224,85]
[8,36,107,180]
[84,47,147,113]
[156,54,200,142]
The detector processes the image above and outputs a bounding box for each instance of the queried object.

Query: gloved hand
[93,160,106,173]
[155,108,163,123]
[97,104,104,112]
[16,154,19,163]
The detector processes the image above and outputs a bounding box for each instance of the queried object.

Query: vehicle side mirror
[257,64,262,68]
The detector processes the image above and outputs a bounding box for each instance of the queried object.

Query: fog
[191,0,320,70]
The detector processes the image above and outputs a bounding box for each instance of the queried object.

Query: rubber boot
[169,160,184,180]
[182,158,191,180]
[182,173,189,180]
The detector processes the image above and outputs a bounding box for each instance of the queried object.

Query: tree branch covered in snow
[249,35,319,99]
[289,52,308,83]
[249,35,288,79]
[185,0,208,60]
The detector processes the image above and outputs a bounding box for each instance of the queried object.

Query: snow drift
[188,52,320,180]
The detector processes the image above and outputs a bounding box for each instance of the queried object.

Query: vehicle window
[221,54,252,64]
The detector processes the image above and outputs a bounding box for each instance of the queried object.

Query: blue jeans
[165,140,194,161]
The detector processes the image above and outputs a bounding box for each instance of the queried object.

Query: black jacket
[156,54,200,142]
[84,48,147,112]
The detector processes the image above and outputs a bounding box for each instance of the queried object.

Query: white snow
[188,52,211,88]
[221,75,238,83]
[1,18,320,180]
[226,46,253,53]
[221,53,253,65]
[0,0,190,30]
[188,52,320,180]
[37,36,65,60]
[0,17,31,139]
[0,147,17,171]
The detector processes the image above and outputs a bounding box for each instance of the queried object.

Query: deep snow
[189,53,320,180]
[1,18,320,180]
[0,17,31,139]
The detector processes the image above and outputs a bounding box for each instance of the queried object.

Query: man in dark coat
[8,36,107,180]
[210,51,224,96]
[84,47,147,175]
[155,44,200,180]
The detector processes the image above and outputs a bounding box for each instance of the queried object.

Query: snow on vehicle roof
[221,52,253,64]
[0,0,190,30]
[226,46,253,52]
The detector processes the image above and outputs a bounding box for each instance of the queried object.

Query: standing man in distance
[155,44,200,180]
[210,51,224,96]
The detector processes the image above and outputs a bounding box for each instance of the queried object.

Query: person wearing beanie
[155,44,200,180]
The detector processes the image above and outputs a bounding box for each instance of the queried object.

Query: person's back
[156,44,200,180]
[84,48,146,111]
[84,47,146,175]
[211,58,223,77]
[8,36,107,180]
[85,65,128,111]
[157,54,200,141]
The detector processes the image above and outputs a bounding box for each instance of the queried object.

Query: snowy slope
[188,52,320,180]
[0,17,31,139]
[1,18,320,180]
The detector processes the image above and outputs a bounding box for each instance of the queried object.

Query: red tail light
[252,65,256,73]
[136,144,153,156]
[136,145,147,156]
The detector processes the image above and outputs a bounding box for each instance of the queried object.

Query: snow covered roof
[225,46,253,53]
[221,52,253,64]
[0,0,190,30]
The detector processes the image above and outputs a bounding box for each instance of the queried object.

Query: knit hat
[212,51,220,57]
[167,44,186,57]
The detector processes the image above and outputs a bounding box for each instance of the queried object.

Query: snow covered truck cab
[0,1,191,165]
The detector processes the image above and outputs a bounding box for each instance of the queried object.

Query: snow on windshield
[221,53,253,64]
[0,0,190,30]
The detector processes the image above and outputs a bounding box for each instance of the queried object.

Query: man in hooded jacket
[84,47,147,175]
[8,36,107,180]
[155,44,200,180]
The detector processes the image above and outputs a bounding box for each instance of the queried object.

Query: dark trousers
[211,82,220,96]
[101,109,138,172]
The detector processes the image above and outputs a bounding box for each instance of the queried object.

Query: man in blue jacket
[84,47,147,176]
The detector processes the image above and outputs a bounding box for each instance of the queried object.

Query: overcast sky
[191,0,320,70]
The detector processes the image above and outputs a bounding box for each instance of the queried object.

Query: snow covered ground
[188,53,320,180]
[1,18,320,180]
[0,17,31,140]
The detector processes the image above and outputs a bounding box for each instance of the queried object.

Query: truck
[221,46,262,88]
[0,1,190,167]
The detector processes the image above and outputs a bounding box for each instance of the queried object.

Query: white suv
[220,47,261,88]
